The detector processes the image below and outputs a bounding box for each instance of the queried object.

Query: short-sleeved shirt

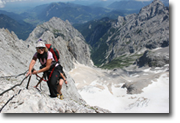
[33,51,55,66]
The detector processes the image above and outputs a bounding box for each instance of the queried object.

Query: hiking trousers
[47,67,60,97]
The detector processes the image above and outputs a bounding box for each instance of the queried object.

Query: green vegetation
[91,42,108,66]
[53,29,65,39]
[101,53,143,69]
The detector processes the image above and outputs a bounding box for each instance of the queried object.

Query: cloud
[0,0,28,8]
[0,0,6,8]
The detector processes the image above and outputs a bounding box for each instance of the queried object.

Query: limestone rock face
[0,80,111,113]
[92,0,169,65]
[114,0,168,55]
[135,47,169,67]
[0,28,33,75]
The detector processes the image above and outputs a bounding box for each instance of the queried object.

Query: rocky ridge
[91,0,169,67]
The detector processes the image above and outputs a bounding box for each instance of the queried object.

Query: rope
[35,74,47,82]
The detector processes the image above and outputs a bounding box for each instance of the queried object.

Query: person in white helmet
[26,40,61,98]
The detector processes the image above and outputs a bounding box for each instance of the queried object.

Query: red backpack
[45,44,60,63]
[46,44,66,78]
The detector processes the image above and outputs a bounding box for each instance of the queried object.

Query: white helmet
[36,41,46,48]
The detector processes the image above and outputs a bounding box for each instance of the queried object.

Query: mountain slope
[0,14,34,40]
[0,10,25,22]
[74,17,117,48]
[89,0,169,68]
[0,25,109,113]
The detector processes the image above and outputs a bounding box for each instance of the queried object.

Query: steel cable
[0,74,30,112]
[0,70,28,79]
[0,75,29,96]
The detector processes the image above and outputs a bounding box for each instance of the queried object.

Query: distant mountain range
[20,2,125,25]
[0,14,34,40]
[0,0,169,41]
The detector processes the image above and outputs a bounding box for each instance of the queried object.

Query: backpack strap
[50,48,59,62]
[48,66,55,81]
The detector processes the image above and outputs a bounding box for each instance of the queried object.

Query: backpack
[45,44,60,63]
[45,44,66,78]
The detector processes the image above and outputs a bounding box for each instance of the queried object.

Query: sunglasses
[37,47,45,50]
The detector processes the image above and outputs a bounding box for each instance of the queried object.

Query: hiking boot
[57,94,63,100]
[60,94,63,100]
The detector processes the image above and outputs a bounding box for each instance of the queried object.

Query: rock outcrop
[0,77,110,113]
[135,47,169,67]
[0,28,33,75]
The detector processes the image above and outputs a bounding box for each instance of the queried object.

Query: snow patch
[70,64,169,113]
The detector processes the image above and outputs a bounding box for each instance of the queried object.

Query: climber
[26,40,67,99]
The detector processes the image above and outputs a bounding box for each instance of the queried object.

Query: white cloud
[0,0,6,8]
[0,0,28,8]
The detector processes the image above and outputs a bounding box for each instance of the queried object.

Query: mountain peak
[152,0,164,6]
[140,0,164,9]
[50,16,60,21]
[138,0,166,19]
